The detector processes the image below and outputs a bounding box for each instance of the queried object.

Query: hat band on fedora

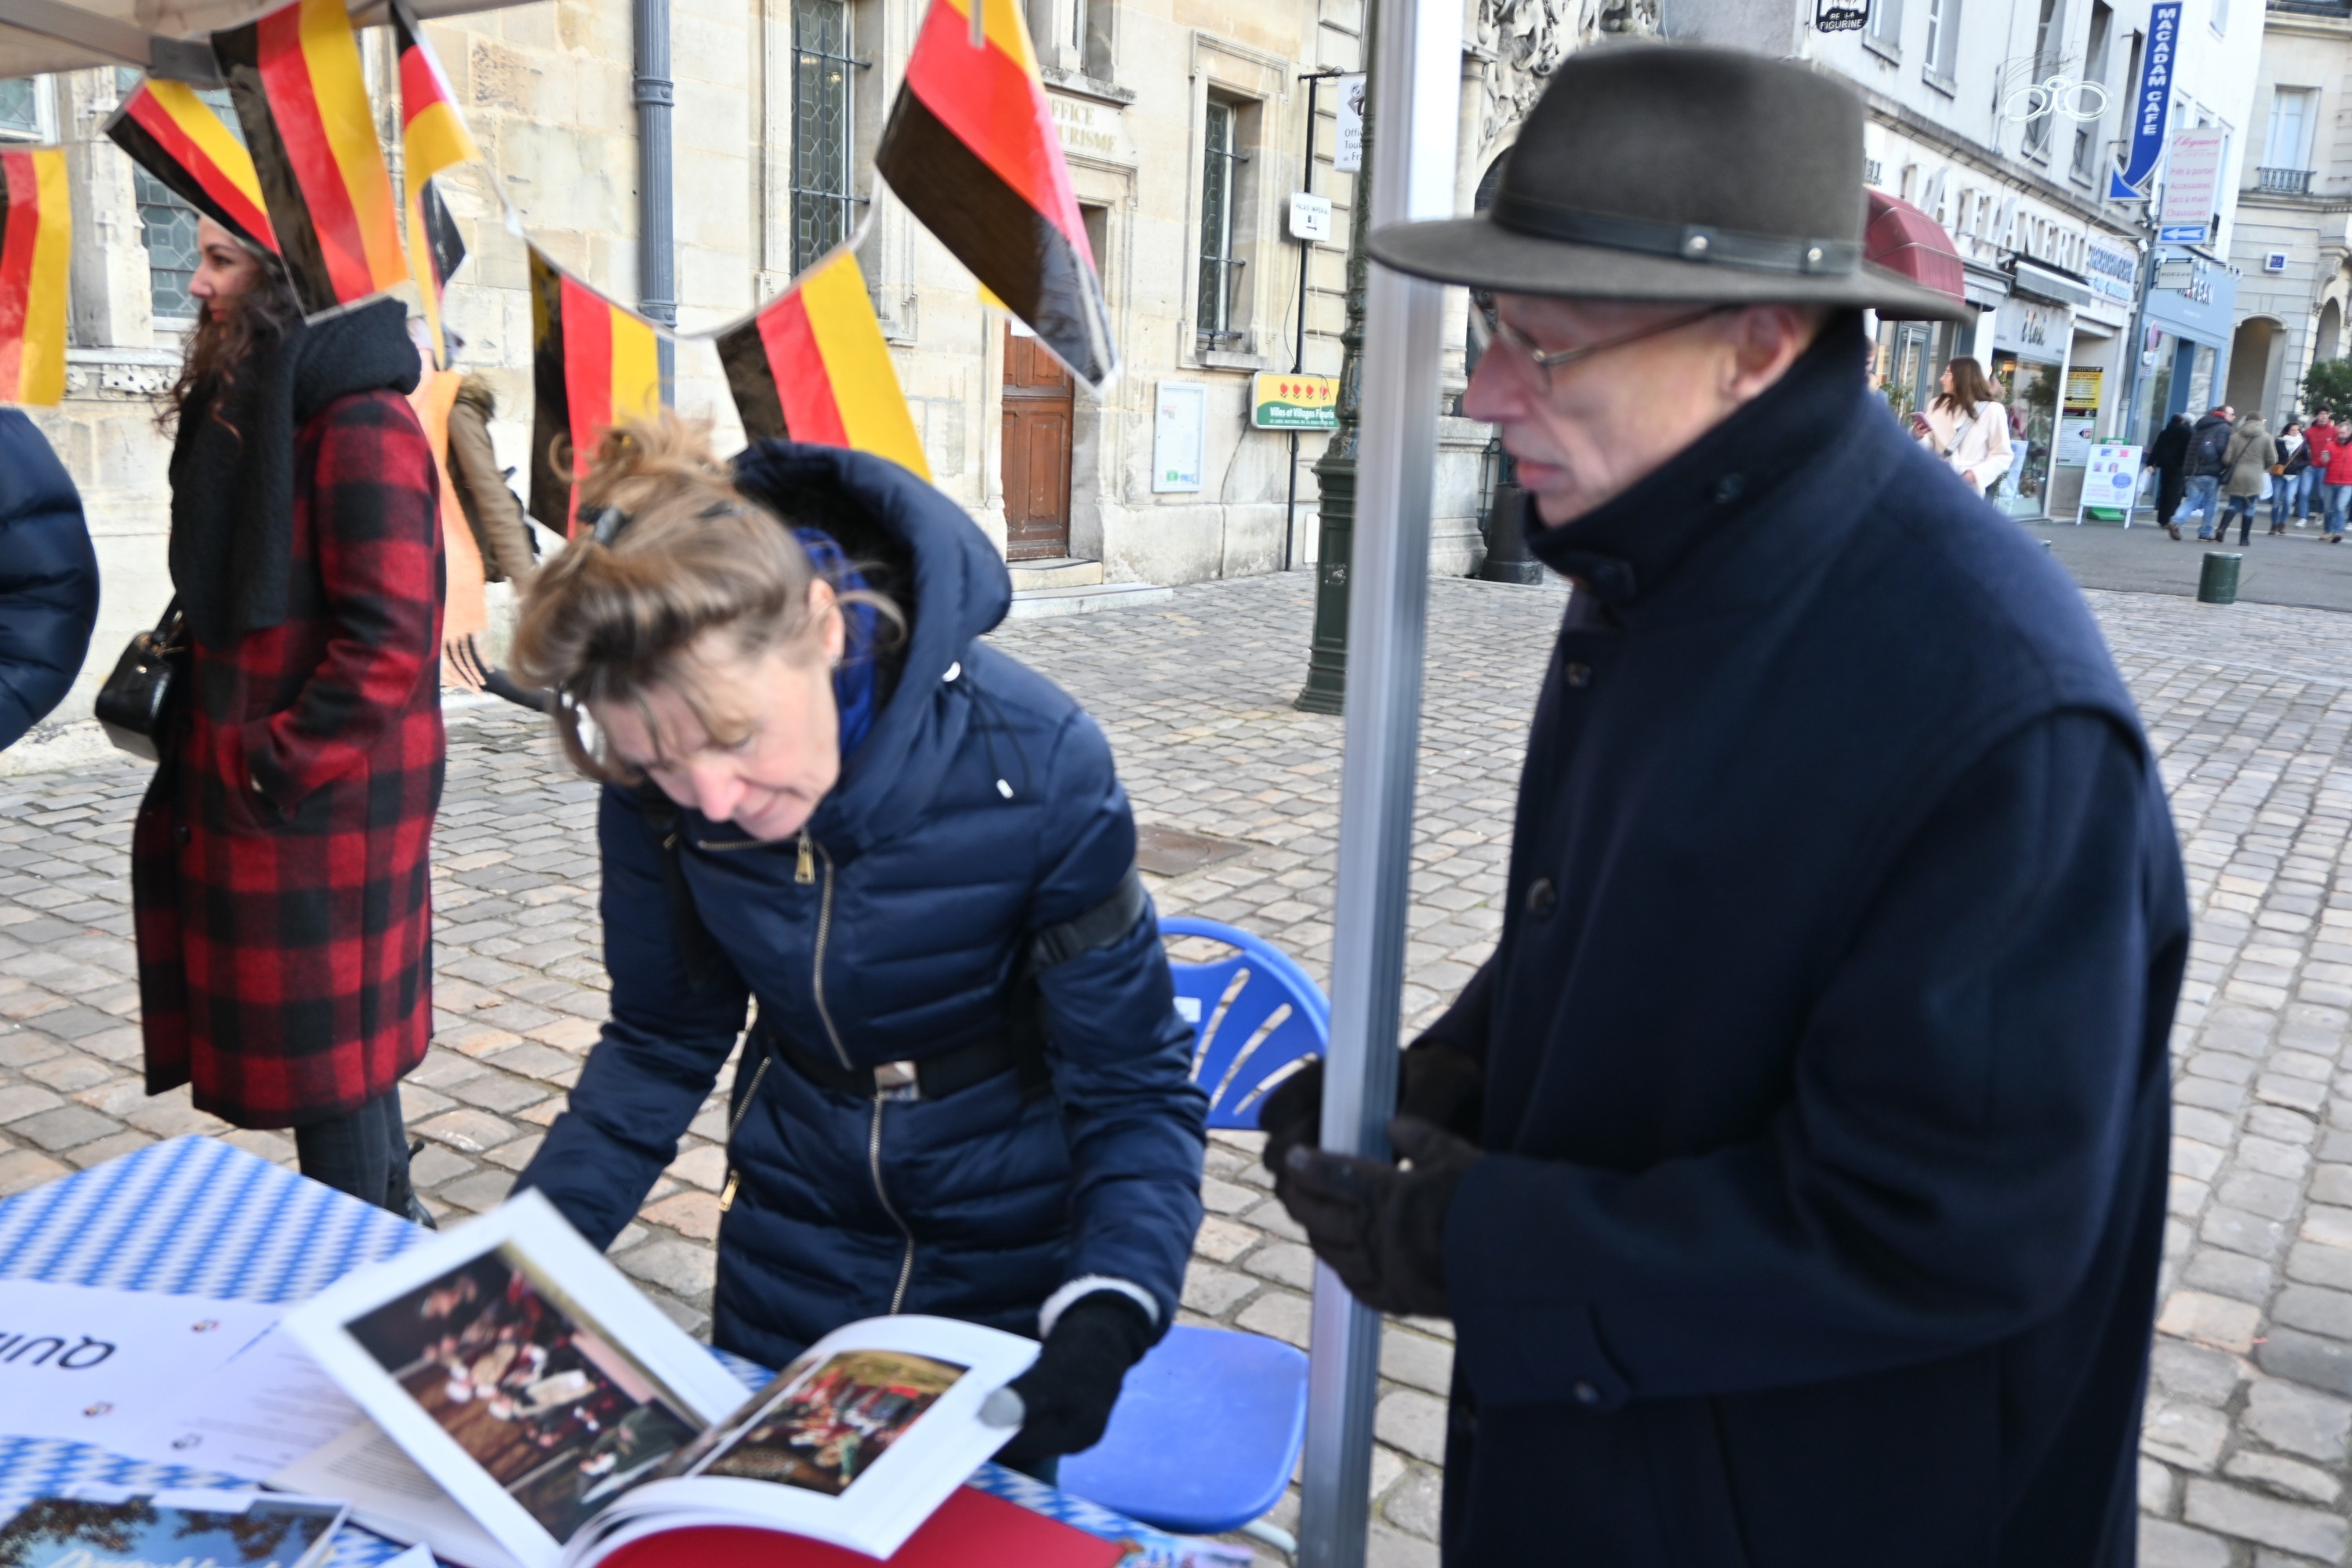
[1490,191,1861,277]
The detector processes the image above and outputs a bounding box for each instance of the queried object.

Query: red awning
[1864,191,1967,318]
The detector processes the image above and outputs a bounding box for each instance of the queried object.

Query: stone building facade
[2226,0,2352,426]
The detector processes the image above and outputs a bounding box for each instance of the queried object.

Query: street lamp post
[1295,0,1376,717]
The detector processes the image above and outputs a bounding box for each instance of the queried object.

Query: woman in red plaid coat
[133,217,445,1219]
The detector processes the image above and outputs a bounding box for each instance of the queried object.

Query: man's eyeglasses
[1468,294,1737,394]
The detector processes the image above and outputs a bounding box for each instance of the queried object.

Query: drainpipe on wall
[634,0,677,401]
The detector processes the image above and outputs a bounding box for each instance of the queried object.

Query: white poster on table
[0,1279,280,1447]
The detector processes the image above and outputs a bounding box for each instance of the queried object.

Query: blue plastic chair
[1057,916,1328,1552]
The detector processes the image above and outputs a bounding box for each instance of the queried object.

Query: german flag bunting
[877,0,1115,390]
[528,246,664,535]
[0,148,67,406]
[716,244,930,480]
[105,80,277,256]
[212,0,407,316]
[390,0,479,365]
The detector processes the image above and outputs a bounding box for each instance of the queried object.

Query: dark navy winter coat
[516,444,1207,1368]
[0,410,97,750]
[1432,322,2187,1566]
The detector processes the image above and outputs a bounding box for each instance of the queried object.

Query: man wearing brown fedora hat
[1260,43,2186,1566]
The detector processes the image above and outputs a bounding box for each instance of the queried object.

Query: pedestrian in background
[2145,412,2191,539]
[1907,357,2011,497]
[2220,414,2276,546]
[2185,404,2235,540]
[1265,45,2185,1566]
[2305,410,2341,524]
[131,215,443,1220]
[2273,418,2308,535]
[2322,415,2352,543]
[0,410,99,752]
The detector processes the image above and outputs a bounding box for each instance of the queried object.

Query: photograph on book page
[281,1191,746,1568]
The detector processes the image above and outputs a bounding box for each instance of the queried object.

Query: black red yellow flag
[527,246,664,535]
[104,80,278,257]
[389,0,479,365]
[715,244,930,479]
[211,0,407,315]
[876,0,1115,389]
[0,147,67,405]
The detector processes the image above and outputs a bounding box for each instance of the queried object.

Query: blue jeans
[2184,475,2222,536]
[2299,468,2324,517]
[2328,483,2352,536]
[2273,477,2299,529]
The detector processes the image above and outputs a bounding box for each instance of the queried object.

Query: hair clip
[582,504,630,545]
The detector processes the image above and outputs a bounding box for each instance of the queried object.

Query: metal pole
[634,0,677,401]
[1296,0,1459,1558]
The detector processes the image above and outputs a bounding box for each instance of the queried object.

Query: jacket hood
[455,374,497,415]
[729,442,1012,852]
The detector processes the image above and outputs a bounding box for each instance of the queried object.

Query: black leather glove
[1276,1116,1480,1318]
[989,1292,1154,1463]
[1259,1040,1485,1181]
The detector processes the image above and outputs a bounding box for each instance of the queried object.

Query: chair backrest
[1160,916,1330,1131]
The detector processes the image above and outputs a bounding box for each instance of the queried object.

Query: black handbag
[94,597,187,763]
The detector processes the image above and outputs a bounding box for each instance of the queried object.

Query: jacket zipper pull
[719,1168,740,1212]
[796,832,815,885]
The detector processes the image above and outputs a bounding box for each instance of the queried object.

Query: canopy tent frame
[1296,0,1461,1559]
[0,0,534,83]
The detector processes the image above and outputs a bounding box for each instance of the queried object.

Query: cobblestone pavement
[9,571,2352,1564]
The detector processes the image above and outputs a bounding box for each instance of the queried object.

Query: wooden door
[1001,327,1073,560]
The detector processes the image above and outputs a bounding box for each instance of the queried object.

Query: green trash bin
[2198,552,2242,605]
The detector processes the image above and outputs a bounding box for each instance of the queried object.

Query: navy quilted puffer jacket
[0,411,98,750]
[517,443,1207,1367]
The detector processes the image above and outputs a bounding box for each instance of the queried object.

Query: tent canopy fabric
[0,0,524,83]
[1864,191,1967,319]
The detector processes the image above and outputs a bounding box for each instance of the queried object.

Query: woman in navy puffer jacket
[511,417,1207,1474]
[0,409,98,751]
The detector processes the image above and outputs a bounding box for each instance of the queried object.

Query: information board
[2079,441,2143,523]
[1251,372,1339,430]
[1153,382,1206,492]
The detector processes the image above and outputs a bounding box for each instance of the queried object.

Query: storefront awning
[1864,191,1965,318]
[2009,258,2095,311]
[0,0,532,82]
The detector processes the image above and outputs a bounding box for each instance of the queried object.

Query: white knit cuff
[1038,1275,1161,1339]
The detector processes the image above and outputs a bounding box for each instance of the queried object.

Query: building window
[2071,2,2114,184]
[2211,0,2226,33]
[1922,0,1960,86]
[1196,96,1249,347]
[134,166,205,322]
[1867,0,1902,52]
[2022,0,2060,158]
[0,78,38,140]
[790,0,865,274]
[2264,87,2315,187]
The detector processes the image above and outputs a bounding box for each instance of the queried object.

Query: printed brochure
[277,1190,1036,1566]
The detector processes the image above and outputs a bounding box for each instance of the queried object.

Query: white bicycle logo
[2003,75,2111,122]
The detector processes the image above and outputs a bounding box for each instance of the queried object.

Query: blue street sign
[2109,1,2180,200]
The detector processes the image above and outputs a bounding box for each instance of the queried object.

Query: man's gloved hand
[983,1292,1154,1462]
[1258,1040,1485,1182]
[1276,1116,1480,1318]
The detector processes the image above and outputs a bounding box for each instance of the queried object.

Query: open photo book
[274,1191,1039,1567]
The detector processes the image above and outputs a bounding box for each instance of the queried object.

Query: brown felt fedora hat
[1369,43,1972,322]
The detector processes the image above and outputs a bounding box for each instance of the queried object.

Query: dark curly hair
[156,244,302,437]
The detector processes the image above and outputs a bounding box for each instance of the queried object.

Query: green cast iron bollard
[2198,552,2241,605]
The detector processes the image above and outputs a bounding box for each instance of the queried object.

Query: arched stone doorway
[2318,298,2344,366]
[2226,318,2287,422]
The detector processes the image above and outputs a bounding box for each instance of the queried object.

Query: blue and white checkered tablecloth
[0,1137,1211,1566]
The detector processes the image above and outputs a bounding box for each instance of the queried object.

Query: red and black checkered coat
[133,390,445,1128]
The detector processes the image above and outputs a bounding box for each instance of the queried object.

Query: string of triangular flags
[0,0,1113,535]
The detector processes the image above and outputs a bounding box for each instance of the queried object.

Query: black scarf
[169,298,420,648]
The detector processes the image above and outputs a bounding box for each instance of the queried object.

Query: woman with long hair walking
[131,216,444,1218]
[1910,357,2013,498]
